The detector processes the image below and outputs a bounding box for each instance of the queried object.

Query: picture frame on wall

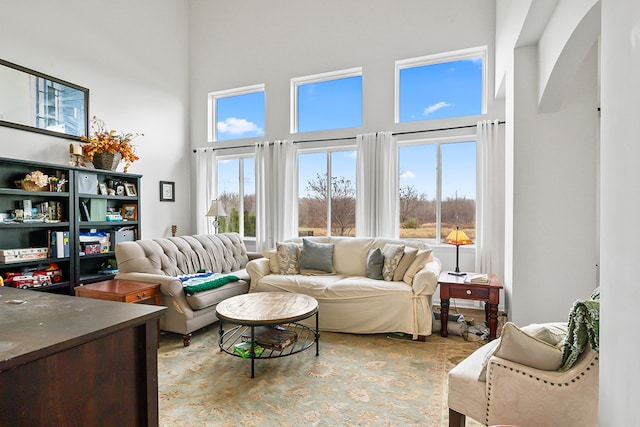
[160,181,175,202]
[124,183,137,197]
[121,204,138,221]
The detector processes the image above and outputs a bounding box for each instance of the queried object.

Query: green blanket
[180,273,240,296]
[559,298,599,371]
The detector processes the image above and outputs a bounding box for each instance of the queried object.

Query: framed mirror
[0,59,89,140]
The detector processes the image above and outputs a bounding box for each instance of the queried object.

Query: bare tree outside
[304,173,356,236]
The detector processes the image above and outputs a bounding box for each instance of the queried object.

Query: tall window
[216,156,256,238]
[208,84,265,142]
[396,47,486,123]
[398,139,476,243]
[298,149,357,236]
[292,68,362,133]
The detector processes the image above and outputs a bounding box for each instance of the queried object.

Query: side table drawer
[449,285,490,300]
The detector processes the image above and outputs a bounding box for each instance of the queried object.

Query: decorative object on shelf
[16,170,49,191]
[81,116,143,172]
[124,183,137,197]
[121,204,138,221]
[69,144,84,167]
[206,199,227,234]
[159,181,175,202]
[444,226,473,276]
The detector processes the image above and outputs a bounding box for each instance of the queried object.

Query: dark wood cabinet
[0,287,166,426]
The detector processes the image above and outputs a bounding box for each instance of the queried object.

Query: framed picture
[121,204,138,221]
[124,183,137,197]
[160,181,175,202]
[98,183,108,196]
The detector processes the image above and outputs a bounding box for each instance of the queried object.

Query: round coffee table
[216,292,319,378]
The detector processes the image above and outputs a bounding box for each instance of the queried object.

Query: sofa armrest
[247,251,263,261]
[411,257,442,295]
[115,272,194,320]
[485,350,599,426]
[246,258,271,291]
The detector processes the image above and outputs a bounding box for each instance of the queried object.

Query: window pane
[399,145,437,239]
[399,57,483,122]
[330,151,356,236]
[216,91,264,141]
[217,159,239,233]
[243,158,256,237]
[298,153,327,236]
[297,76,362,133]
[441,141,476,240]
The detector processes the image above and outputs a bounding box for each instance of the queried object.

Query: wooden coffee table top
[216,292,318,325]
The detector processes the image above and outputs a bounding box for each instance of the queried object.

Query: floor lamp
[206,200,227,234]
[444,226,473,276]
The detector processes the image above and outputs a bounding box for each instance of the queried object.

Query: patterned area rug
[158,326,485,427]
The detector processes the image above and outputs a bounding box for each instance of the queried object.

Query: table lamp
[205,200,227,234]
[444,226,473,276]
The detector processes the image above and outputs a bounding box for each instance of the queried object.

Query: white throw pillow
[393,247,419,282]
[402,249,433,285]
[261,248,280,274]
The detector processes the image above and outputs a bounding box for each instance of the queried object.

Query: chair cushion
[448,342,494,424]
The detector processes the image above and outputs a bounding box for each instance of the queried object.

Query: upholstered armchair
[448,336,598,426]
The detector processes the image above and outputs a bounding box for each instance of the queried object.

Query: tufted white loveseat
[115,233,260,346]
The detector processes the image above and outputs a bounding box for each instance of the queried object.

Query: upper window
[208,84,265,142]
[395,47,486,123]
[291,68,362,134]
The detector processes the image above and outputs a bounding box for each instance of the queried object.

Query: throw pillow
[299,238,334,273]
[381,243,405,281]
[261,248,280,274]
[402,249,433,285]
[276,242,300,275]
[365,248,384,280]
[493,322,565,371]
[393,247,419,281]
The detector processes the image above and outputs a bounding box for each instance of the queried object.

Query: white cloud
[346,150,357,159]
[217,117,262,135]
[400,171,416,180]
[423,101,452,116]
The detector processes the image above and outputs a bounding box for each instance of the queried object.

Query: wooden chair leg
[449,409,466,427]
[182,333,192,347]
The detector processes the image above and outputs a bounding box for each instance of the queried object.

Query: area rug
[158,326,485,427]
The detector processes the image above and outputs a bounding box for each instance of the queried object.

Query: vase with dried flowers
[81,116,143,172]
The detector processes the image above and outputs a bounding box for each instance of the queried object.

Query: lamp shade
[206,200,227,217]
[444,227,473,246]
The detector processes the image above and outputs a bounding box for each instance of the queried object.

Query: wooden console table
[437,271,503,341]
[0,287,166,426]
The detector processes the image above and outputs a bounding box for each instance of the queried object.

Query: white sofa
[246,236,441,339]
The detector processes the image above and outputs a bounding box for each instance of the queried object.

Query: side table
[75,279,163,346]
[437,271,503,341]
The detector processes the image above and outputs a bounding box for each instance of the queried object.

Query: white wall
[600,0,640,422]
[0,0,191,238]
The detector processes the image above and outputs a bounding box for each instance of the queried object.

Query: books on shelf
[464,273,490,284]
[49,231,70,258]
[241,326,299,351]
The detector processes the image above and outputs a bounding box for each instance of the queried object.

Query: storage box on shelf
[0,157,73,294]
[75,170,141,286]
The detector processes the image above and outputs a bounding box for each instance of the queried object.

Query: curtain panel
[356,131,399,238]
[255,140,298,251]
[194,148,218,234]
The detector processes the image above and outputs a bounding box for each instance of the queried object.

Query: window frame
[215,153,256,240]
[397,132,477,244]
[394,46,487,124]
[208,83,265,143]
[290,67,363,134]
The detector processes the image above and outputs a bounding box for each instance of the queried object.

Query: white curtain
[194,148,218,234]
[475,120,504,277]
[255,140,298,251]
[356,131,399,238]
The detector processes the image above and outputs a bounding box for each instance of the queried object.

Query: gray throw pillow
[366,248,384,280]
[299,238,334,273]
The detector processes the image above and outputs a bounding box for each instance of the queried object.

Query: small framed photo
[121,204,138,221]
[98,183,108,196]
[124,183,137,197]
[160,181,175,202]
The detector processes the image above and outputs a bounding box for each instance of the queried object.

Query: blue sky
[216,57,482,199]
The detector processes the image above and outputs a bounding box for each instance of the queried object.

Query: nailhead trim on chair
[484,356,599,425]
